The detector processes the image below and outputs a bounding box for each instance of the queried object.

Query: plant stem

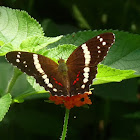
[61,108,70,140]
[6,67,22,94]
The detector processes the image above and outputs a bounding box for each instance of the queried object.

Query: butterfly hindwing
[67,65,97,96]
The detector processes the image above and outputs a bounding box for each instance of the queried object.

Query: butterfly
[6,32,115,96]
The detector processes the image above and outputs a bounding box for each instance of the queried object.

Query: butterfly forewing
[6,51,68,96]
[66,32,115,96]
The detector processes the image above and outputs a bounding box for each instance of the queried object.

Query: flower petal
[49,92,92,109]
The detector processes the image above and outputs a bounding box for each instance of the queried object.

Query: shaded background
[0,0,140,140]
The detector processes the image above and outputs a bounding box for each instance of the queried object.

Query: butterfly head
[58,58,65,64]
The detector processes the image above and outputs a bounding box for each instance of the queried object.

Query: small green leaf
[38,44,77,63]
[20,35,63,52]
[94,64,135,85]
[0,93,12,122]
[27,76,45,91]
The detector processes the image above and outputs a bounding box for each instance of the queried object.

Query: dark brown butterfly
[6,32,115,96]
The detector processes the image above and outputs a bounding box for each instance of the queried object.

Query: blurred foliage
[0,0,140,140]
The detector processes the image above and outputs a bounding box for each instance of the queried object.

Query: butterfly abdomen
[58,59,68,75]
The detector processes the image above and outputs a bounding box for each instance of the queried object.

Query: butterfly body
[57,59,71,96]
[6,32,115,96]
[58,59,68,74]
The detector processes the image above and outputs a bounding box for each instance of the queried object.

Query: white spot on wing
[83,72,89,78]
[44,78,49,84]
[16,59,20,63]
[81,43,87,49]
[48,83,53,88]
[99,38,103,42]
[42,74,47,79]
[35,64,41,69]
[102,42,106,46]
[33,54,44,74]
[38,68,44,74]
[81,43,91,66]
[81,84,85,89]
[17,54,20,58]
[84,67,90,73]
[85,60,90,66]
[33,54,55,89]
[83,78,88,83]
[83,50,90,55]
[84,54,91,59]
[53,88,57,92]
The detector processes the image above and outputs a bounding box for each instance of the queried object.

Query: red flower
[49,91,92,109]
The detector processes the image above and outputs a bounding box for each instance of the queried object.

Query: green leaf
[103,31,140,75]
[11,72,48,100]
[27,76,45,92]
[0,62,13,92]
[11,73,49,103]
[0,6,43,46]
[20,35,63,52]
[0,6,44,53]
[38,44,77,63]
[0,93,12,122]
[94,64,135,85]
[46,30,110,49]
[0,7,62,55]
[0,36,62,56]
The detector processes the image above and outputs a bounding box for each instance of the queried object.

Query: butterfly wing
[6,51,68,96]
[66,32,115,96]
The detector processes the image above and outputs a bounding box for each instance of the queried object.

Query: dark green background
[0,0,140,140]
